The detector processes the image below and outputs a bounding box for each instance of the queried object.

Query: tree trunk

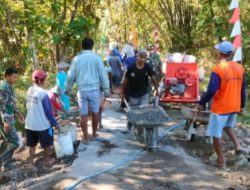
[208,0,222,42]
[61,0,81,61]
[23,0,39,70]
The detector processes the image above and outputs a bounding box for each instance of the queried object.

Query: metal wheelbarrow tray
[181,106,210,141]
[126,105,170,150]
[127,105,170,127]
[181,106,210,124]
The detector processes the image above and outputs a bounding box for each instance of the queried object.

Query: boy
[25,70,59,167]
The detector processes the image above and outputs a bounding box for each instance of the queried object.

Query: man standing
[25,70,58,167]
[122,49,159,132]
[107,50,122,88]
[56,62,70,112]
[147,45,162,83]
[66,37,110,143]
[0,68,24,171]
[198,41,246,168]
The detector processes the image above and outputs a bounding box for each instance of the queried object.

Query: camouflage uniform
[0,80,19,167]
[147,52,162,83]
[146,52,162,99]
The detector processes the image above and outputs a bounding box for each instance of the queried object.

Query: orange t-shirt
[211,61,244,114]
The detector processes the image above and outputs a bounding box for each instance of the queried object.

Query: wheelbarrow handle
[193,109,200,123]
[124,99,131,111]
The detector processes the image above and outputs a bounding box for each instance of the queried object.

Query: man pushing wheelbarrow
[121,49,169,150]
[197,41,246,168]
[121,49,160,129]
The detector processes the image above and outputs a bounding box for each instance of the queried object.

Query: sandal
[206,159,226,169]
[235,148,246,156]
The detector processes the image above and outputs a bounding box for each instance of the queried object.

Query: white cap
[56,61,69,69]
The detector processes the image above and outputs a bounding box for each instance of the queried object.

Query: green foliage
[0,0,101,73]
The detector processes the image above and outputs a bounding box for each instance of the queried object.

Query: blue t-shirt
[108,55,122,76]
[123,57,136,70]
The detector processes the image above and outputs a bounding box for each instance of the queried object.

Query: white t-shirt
[25,85,51,131]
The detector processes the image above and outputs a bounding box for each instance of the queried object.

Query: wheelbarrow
[125,98,170,150]
[181,106,210,141]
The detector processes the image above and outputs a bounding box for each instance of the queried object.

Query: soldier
[147,45,162,83]
[0,68,24,171]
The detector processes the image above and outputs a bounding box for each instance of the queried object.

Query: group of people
[0,37,163,170]
[0,68,68,170]
[0,37,247,172]
[106,44,162,90]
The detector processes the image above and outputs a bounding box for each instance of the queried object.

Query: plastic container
[54,132,74,158]
[60,122,77,143]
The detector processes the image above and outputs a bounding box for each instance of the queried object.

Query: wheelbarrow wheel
[184,120,191,131]
[133,126,144,143]
[186,121,198,141]
[190,134,196,141]
[145,128,156,150]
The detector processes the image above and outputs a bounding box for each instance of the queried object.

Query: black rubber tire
[190,134,196,141]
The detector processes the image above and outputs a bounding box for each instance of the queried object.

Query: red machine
[161,63,199,103]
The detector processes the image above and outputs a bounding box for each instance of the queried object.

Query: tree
[0,0,101,74]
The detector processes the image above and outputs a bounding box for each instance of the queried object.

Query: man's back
[108,55,121,76]
[26,85,51,131]
[66,50,109,94]
[212,61,244,114]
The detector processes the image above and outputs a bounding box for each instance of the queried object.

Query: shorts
[207,113,237,138]
[26,128,53,148]
[129,94,149,106]
[77,90,101,115]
